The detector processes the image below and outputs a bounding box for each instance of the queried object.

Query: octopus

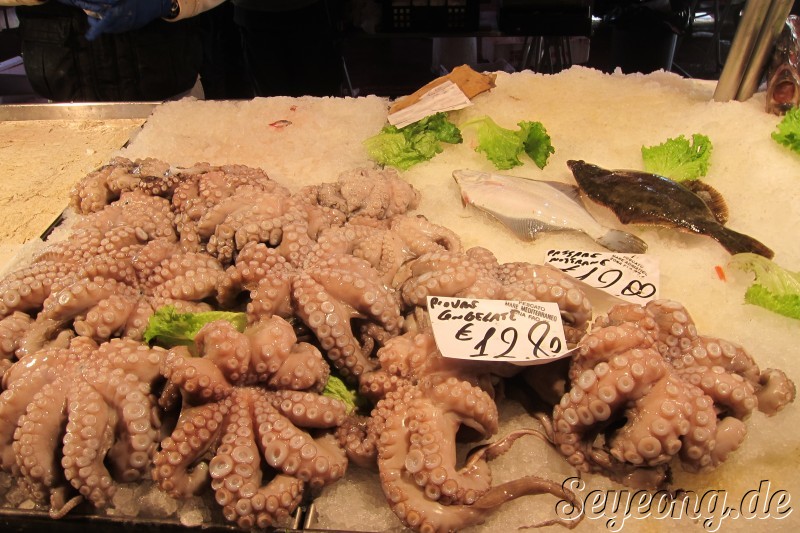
[69,157,174,215]
[217,241,403,381]
[395,247,593,345]
[218,212,472,384]
[338,331,582,532]
[152,318,348,529]
[0,337,165,517]
[299,166,421,220]
[551,299,795,488]
[9,237,224,358]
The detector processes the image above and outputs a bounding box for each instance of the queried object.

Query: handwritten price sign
[545,250,659,303]
[427,296,572,366]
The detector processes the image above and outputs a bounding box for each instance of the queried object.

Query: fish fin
[705,224,774,259]
[683,180,729,225]
[596,230,649,254]
[489,211,547,241]
[538,180,584,205]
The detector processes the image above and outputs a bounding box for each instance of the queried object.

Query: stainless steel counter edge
[0,101,159,121]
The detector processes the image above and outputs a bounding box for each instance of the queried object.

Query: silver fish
[453,169,648,253]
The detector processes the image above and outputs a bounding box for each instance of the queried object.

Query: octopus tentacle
[41,278,139,322]
[194,320,251,385]
[0,261,75,318]
[553,324,668,473]
[673,365,757,419]
[305,167,421,221]
[211,390,304,528]
[73,294,138,341]
[378,385,579,532]
[216,243,293,311]
[389,215,462,256]
[0,312,33,367]
[70,159,127,214]
[254,390,347,488]
[160,346,234,403]
[399,251,479,308]
[0,349,65,470]
[153,402,227,497]
[403,389,492,505]
[12,380,68,504]
[82,367,158,483]
[61,381,116,509]
[245,316,329,391]
[756,368,796,415]
[265,390,348,428]
[498,262,592,331]
[294,254,403,380]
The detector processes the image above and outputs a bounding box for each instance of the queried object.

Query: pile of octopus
[0,157,794,532]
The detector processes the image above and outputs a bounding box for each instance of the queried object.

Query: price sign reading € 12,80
[544,249,660,304]
[427,296,573,366]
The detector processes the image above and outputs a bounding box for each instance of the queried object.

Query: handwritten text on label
[545,249,659,303]
[427,296,572,366]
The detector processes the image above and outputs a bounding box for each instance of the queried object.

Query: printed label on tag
[545,249,659,303]
[427,296,572,366]
[388,80,472,129]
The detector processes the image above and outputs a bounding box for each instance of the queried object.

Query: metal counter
[0,101,159,121]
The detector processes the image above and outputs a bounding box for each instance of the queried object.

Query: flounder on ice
[567,160,774,259]
[453,168,647,253]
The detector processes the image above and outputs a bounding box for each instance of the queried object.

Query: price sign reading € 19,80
[427,296,573,366]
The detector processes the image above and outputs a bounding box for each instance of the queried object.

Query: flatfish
[452,169,648,253]
[566,160,774,259]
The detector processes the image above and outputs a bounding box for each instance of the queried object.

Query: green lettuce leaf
[463,116,554,170]
[729,253,800,320]
[518,120,556,169]
[772,106,800,153]
[322,374,367,415]
[641,133,712,182]
[364,112,462,170]
[143,306,248,350]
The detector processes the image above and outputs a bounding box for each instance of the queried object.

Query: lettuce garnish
[462,116,554,170]
[641,133,712,182]
[321,374,367,414]
[772,106,800,153]
[729,253,800,320]
[364,112,462,170]
[143,306,248,350]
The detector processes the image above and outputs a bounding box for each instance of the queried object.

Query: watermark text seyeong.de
[555,477,792,532]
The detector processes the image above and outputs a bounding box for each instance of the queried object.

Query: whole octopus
[550,300,795,489]
[0,156,795,533]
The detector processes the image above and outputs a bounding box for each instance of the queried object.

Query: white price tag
[545,249,659,303]
[427,296,572,366]
[388,80,472,129]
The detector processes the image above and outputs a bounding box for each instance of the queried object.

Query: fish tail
[708,225,774,259]
[596,229,649,254]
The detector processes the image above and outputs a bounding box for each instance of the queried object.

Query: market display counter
[0,67,798,533]
[0,103,151,273]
